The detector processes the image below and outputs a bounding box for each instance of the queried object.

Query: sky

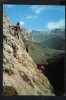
[3,5,65,32]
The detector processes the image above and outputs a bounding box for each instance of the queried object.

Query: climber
[10,22,20,39]
[39,65,45,73]
[40,65,45,70]
[12,43,18,58]
[26,45,28,53]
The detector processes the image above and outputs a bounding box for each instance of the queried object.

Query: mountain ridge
[30,29,65,42]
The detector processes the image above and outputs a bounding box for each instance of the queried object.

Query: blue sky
[3,5,65,32]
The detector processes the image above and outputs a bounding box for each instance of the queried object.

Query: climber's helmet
[17,22,20,25]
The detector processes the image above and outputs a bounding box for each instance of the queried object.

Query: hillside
[3,11,55,96]
[24,40,64,64]
[41,36,65,50]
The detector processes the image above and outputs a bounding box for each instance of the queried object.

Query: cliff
[3,11,55,96]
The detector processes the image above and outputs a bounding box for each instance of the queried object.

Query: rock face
[20,28,32,41]
[3,11,55,96]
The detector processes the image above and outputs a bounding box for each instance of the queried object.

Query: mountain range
[30,29,65,50]
[30,29,65,42]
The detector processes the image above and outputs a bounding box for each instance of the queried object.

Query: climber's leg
[16,31,19,39]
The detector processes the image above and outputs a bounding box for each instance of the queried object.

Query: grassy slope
[41,36,65,50]
[24,40,64,64]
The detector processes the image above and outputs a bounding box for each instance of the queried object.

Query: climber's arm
[18,26,21,32]
[9,25,15,29]
[12,25,14,27]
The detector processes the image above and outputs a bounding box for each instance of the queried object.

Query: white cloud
[4,5,15,8]
[47,19,65,29]
[31,5,46,14]
[31,5,64,14]
[20,21,25,25]
[26,15,33,19]
[26,15,37,19]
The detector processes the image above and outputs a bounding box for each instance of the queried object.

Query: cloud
[31,5,46,14]
[26,15,33,19]
[31,5,64,14]
[20,21,25,25]
[47,19,65,29]
[4,5,15,8]
[26,15,37,19]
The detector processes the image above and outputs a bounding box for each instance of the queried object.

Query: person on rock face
[40,65,45,70]
[11,22,20,39]
[26,45,28,53]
